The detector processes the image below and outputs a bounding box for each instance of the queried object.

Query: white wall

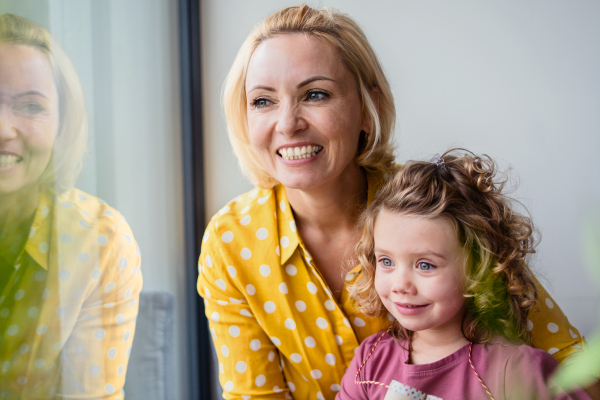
[201,1,600,336]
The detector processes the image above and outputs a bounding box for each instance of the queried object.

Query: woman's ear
[361,86,381,134]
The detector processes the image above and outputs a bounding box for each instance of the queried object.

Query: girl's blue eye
[380,258,394,267]
[417,262,435,271]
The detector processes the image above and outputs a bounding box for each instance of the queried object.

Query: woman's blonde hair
[0,13,88,193]
[352,149,538,344]
[224,4,396,188]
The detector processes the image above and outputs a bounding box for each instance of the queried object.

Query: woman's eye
[379,258,394,267]
[18,103,44,115]
[417,262,435,271]
[251,98,272,109]
[306,91,328,101]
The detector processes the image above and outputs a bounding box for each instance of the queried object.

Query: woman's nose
[0,108,18,142]
[275,102,307,137]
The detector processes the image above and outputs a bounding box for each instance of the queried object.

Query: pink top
[336,331,591,400]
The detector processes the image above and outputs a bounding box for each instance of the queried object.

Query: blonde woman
[0,14,142,399]
[197,5,587,400]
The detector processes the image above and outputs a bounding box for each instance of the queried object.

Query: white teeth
[278,145,323,160]
[0,155,21,167]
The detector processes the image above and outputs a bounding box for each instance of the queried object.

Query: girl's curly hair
[351,149,538,344]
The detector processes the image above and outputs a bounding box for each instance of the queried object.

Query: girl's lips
[394,302,430,316]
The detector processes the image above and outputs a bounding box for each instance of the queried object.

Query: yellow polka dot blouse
[197,172,584,400]
[0,188,142,399]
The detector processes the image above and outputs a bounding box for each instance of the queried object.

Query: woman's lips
[394,302,430,316]
[277,145,323,160]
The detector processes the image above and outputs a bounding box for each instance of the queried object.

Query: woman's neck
[284,164,367,232]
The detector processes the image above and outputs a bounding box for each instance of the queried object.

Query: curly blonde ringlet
[352,149,539,345]
[0,14,88,193]
[223,4,396,188]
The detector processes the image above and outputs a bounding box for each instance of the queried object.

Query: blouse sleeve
[197,216,288,400]
[58,212,143,399]
[529,275,585,365]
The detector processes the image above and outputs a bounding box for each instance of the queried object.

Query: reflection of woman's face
[245,34,369,190]
[0,44,59,196]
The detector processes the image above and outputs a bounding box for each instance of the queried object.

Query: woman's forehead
[0,43,56,98]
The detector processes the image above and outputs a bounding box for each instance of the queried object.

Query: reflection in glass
[0,14,142,399]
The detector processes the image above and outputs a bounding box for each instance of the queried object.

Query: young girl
[337,149,591,400]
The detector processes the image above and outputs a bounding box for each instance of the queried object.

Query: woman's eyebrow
[297,76,335,88]
[12,90,48,99]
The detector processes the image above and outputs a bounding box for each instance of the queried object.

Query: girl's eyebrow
[374,247,449,261]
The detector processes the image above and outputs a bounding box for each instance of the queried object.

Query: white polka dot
[29,226,36,238]
[124,234,132,244]
[89,364,100,376]
[236,361,247,373]
[548,323,559,333]
[240,215,251,225]
[289,220,297,232]
[19,344,29,354]
[55,306,66,318]
[331,384,341,392]
[221,345,229,357]
[34,271,46,282]
[97,234,108,245]
[279,282,288,294]
[118,365,124,376]
[39,242,49,253]
[36,324,47,335]
[527,319,534,331]
[295,300,307,312]
[241,248,252,259]
[569,329,578,339]
[240,309,252,317]
[354,317,366,327]
[58,270,70,281]
[221,231,234,243]
[307,282,318,294]
[310,369,322,379]
[284,319,296,330]
[14,289,25,301]
[249,189,258,197]
[280,236,289,248]
[256,228,269,240]
[317,391,325,400]
[250,339,261,351]
[217,300,228,306]
[258,195,269,204]
[227,266,237,277]
[105,282,116,293]
[220,206,231,215]
[304,336,316,348]
[343,318,350,328]
[288,382,296,392]
[0,308,9,318]
[17,376,27,385]
[316,318,328,329]
[105,384,115,395]
[95,329,106,340]
[264,301,276,313]
[325,353,336,365]
[270,337,281,346]
[255,375,266,387]
[229,325,241,337]
[1,361,10,373]
[275,246,280,256]
[246,284,256,295]
[240,206,250,214]
[124,331,131,341]
[290,353,302,363]
[92,269,102,280]
[324,300,335,311]
[124,289,132,300]
[285,265,298,277]
[548,347,559,355]
[279,200,286,212]
[80,219,91,228]
[78,252,90,263]
[60,233,72,244]
[259,264,271,276]
[215,279,226,290]
[546,298,554,309]
[205,255,213,267]
[28,307,38,318]
[42,205,49,217]
[211,312,219,323]
[116,314,126,325]
[335,335,343,346]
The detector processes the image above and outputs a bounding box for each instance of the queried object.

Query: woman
[0,14,142,399]
[197,5,587,400]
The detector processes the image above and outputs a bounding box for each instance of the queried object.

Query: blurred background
[0,1,598,399]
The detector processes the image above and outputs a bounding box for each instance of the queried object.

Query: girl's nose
[275,102,307,137]
[390,269,417,296]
